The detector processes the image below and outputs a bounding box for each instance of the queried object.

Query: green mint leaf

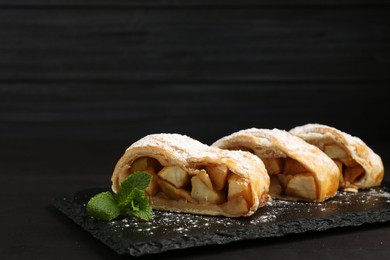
[86,191,121,221]
[116,171,152,207]
[86,171,153,222]
[131,204,153,221]
[131,200,139,211]
[124,188,153,221]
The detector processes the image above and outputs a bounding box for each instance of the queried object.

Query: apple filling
[264,157,317,201]
[323,144,365,191]
[124,157,253,216]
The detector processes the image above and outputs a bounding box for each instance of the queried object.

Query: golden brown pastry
[290,123,384,192]
[111,133,270,217]
[212,128,340,202]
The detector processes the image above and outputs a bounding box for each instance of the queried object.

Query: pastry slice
[212,128,340,202]
[111,133,269,217]
[290,123,384,192]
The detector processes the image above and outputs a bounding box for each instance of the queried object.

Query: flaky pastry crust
[212,128,340,202]
[290,123,384,191]
[111,133,269,217]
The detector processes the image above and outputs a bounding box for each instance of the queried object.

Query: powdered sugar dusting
[104,185,390,241]
[367,187,390,199]
[108,211,246,238]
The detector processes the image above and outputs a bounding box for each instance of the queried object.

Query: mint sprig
[122,188,153,221]
[116,171,152,208]
[86,171,153,221]
[86,191,121,221]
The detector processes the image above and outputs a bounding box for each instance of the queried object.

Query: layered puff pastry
[111,133,270,217]
[290,123,384,192]
[212,128,340,202]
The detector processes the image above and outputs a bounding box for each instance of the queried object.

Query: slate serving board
[52,182,390,257]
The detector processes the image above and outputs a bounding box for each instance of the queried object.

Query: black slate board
[52,182,390,257]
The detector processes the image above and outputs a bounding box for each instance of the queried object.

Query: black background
[1,0,390,259]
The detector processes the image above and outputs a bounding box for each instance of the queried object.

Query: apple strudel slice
[212,128,340,202]
[111,133,270,217]
[290,123,384,192]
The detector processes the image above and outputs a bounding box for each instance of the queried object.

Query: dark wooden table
[1,0,389,259]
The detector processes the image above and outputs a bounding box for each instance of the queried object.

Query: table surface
[1,139,389,260]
